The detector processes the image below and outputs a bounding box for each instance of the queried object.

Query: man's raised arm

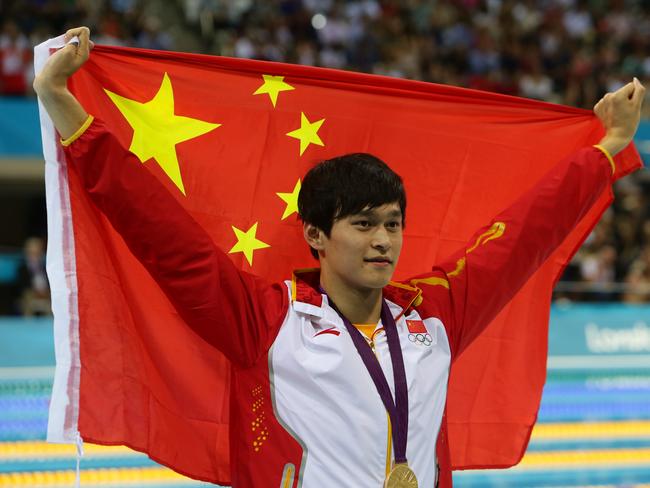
[33,27,91,139]
[411,79,645,357]
[34,27,289,367]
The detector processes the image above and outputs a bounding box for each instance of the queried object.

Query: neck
[320,273,383,325]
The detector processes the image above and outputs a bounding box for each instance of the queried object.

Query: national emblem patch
[406,320,432,347]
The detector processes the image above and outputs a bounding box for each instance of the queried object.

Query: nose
[371,227,391,252]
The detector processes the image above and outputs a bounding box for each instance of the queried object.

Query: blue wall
[0,317,54,367]
[549,303,650,359]
[0,98,42,157]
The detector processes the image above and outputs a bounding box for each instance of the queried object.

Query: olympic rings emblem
[408,332,433,347]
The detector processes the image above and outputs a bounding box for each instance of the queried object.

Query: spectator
[580,244,618,301]
[0,20,31,95]
[519,57,555,101]
[623,245,650,303]
[15,237,50,317]
[135,15,173,51]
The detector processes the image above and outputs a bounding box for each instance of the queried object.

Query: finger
[61,29,91,60]
[63,26,90,42]
[76,27,91,56]
[632,77,646,104]
[54,42,76,56]
[614,80,635,100]
[593,100,603,114]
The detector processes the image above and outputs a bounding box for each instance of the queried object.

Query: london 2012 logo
[406,320,433,347]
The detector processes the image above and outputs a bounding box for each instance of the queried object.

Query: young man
[34,27,644,487]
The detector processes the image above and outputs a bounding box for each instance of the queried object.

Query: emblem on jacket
[407,320,433,347]
[314,327,340,337]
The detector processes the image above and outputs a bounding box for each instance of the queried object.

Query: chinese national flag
[37,40,641,484]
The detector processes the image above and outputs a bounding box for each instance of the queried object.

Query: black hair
[298,153,407,259]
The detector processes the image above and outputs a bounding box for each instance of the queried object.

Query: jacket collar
[291,268,422,319]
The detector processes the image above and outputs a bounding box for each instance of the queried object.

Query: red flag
[37,41,641,485]
[406,320,427,334]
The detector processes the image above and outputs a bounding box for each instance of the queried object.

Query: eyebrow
[356,208,403,218]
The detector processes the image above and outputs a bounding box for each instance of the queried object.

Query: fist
[594,78,645,156]
[33,26,94,94]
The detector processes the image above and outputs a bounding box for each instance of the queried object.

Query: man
[15,237,51,316]
[34,27,644,487]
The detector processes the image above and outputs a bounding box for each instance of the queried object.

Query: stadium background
[1,0,650,486]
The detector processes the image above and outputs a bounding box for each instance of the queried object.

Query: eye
[386,221,402,231]
[354,220,371,228]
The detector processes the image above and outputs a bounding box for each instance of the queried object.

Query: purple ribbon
[325,295,409,464]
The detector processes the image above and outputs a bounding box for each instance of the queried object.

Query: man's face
[316,202,403,293]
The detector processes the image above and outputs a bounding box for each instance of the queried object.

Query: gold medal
[384,463,418,488]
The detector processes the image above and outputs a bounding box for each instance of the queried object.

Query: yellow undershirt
[354,323,377,340]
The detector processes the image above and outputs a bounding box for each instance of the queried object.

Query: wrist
[33,74,68,98]
[596,134,630,157]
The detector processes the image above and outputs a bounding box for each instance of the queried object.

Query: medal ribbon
[325,294,409,464]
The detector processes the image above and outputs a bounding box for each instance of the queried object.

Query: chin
[365,272,394,289]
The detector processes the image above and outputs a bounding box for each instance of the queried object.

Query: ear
[303,223,325,251]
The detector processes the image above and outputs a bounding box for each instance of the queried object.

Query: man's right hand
[34,27,92,141]
[34,27,93,95]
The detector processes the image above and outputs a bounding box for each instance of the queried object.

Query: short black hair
[298,153,406,259]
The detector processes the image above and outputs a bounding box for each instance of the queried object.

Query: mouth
[364,257,393,265]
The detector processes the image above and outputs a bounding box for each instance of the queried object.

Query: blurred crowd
[0,0,174,95]
[182,0,650,113]
[1,0,650,304]
[2,0,650,110]
[557,179,650,303]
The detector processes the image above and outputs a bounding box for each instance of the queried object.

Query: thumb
[632,77,646,105]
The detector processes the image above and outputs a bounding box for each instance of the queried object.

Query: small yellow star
[105,72,220,195]
[228,222,270,266]
[286,112,325,156]
[277,179,301,220]
[253,74,295,107]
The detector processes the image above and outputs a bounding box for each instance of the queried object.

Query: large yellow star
[105,72,220,195]
[253,74,295,107]
[276,179,301,220]
[286,112,325,156]
[228,222,270,266]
